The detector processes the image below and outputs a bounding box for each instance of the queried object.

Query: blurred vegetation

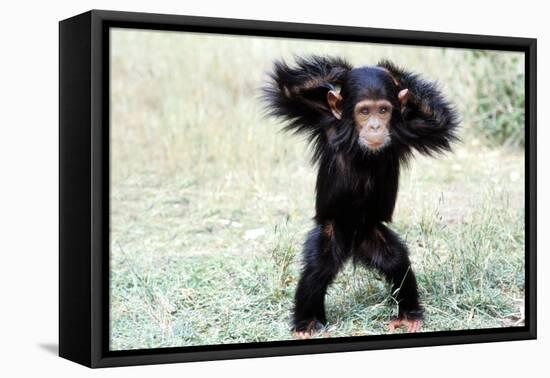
[109,29,525,350]
[465,51,525,147]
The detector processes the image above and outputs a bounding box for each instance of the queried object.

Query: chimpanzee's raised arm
[262,56,352,138]
[378,60,460,156]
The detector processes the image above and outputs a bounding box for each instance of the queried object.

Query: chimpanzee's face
[353,96,393,151]
[327,66,402,153]
[347,67,399,152]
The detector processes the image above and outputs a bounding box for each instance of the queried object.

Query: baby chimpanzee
[263,56,458,337]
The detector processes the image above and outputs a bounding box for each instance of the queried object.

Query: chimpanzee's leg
[358,223,423,332]
[293,222,348,337]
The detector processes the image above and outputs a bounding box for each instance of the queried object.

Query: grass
[109,29,525,350]
[466,51,526,147]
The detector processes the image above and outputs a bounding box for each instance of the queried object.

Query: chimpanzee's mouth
[358,135,390,152]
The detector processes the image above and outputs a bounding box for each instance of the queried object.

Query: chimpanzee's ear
[327,89,343,120]
[263,56,352,134]
[398,88,410,107]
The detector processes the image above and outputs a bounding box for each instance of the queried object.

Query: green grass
[109,29,525,350]
[466,51,525,147]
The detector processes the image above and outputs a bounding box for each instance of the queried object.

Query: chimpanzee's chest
[348,168,398,217]
[316,157,400,224]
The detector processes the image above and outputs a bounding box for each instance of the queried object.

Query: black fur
[262,56,459,333]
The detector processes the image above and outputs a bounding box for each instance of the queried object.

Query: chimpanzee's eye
[380,107,388,114]
[360,108,369,115]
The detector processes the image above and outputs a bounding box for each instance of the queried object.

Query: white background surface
[0,0,546,376]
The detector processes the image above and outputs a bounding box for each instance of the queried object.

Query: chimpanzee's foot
[388,310,423,333]
[292,319,325,339]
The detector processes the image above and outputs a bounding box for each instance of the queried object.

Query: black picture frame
[59,9,537,368]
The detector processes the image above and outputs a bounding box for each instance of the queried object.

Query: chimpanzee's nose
[370,123,381,131]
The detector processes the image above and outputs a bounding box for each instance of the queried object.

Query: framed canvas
[59,9,537,368]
